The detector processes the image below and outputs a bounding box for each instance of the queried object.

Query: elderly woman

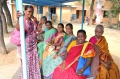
[89,25,119,79]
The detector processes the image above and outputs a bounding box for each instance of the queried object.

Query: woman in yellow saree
[89,25,120,79]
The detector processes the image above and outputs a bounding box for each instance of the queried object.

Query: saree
[37,28,56,60]
[19,19,41,79]
[89,36,119,79]
[42,32,65,62]
[42,34,76,79]
[52,40,95,79]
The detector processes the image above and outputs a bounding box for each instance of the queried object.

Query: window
[50,7,56,14]
[76,10,79,19]
[103,10,109,18]
[76,10,86,19]
[84,10,86,16]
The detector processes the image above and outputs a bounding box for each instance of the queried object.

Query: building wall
[75,0,119,24]
[10,4,38,21]
[43,6,48,16]
[33,6,38,19]
[56,7,76,22]
[96,0,118,24]
[42,6,76,22]
[8,0,119,23]
[101,11,119,24]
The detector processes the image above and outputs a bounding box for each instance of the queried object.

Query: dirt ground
[0,24,120,79]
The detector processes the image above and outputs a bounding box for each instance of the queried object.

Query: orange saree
[90,36,119,79]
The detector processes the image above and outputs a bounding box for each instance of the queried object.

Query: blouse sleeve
[67,40,76,52]
[58,36,76,55]
[89,36,97,44]
[83,43,96,58]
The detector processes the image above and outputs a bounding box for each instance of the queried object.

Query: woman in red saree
[89,25,119,79]
[52,30,95,79]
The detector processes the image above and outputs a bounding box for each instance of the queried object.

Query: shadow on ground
[12,67,20,79]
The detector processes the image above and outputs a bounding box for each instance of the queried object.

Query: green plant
[79,0,91,6]
[107,0,120,29]
[108,0,119,17]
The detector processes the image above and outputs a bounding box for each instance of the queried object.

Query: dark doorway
[50,7,56,20]
[50,7,56,14]
[84,10,86,16]
[76,10,79,19]
[76,10,86,22]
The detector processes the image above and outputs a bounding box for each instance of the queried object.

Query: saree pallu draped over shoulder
[42,32,65,60]
[52,40,95,79]
[90,36,120,79]
[42,35,76,79]
[37,28,56,60]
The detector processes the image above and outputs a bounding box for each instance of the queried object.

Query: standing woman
[16,5,41,79]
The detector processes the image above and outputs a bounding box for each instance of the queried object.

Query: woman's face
[24,8,33,18]
[95,27,103,39]
[46,23,52,29]
[57,25,63,33]
[77,32,86,44]
[41,19,46,24]
[65,26,72,35]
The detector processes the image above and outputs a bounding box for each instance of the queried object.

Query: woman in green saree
[37,21,56,61]
[42,23,76,79]
[42,23,65,61]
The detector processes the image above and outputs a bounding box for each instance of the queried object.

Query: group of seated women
[37,20,120,79]
[15,5,119,79]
